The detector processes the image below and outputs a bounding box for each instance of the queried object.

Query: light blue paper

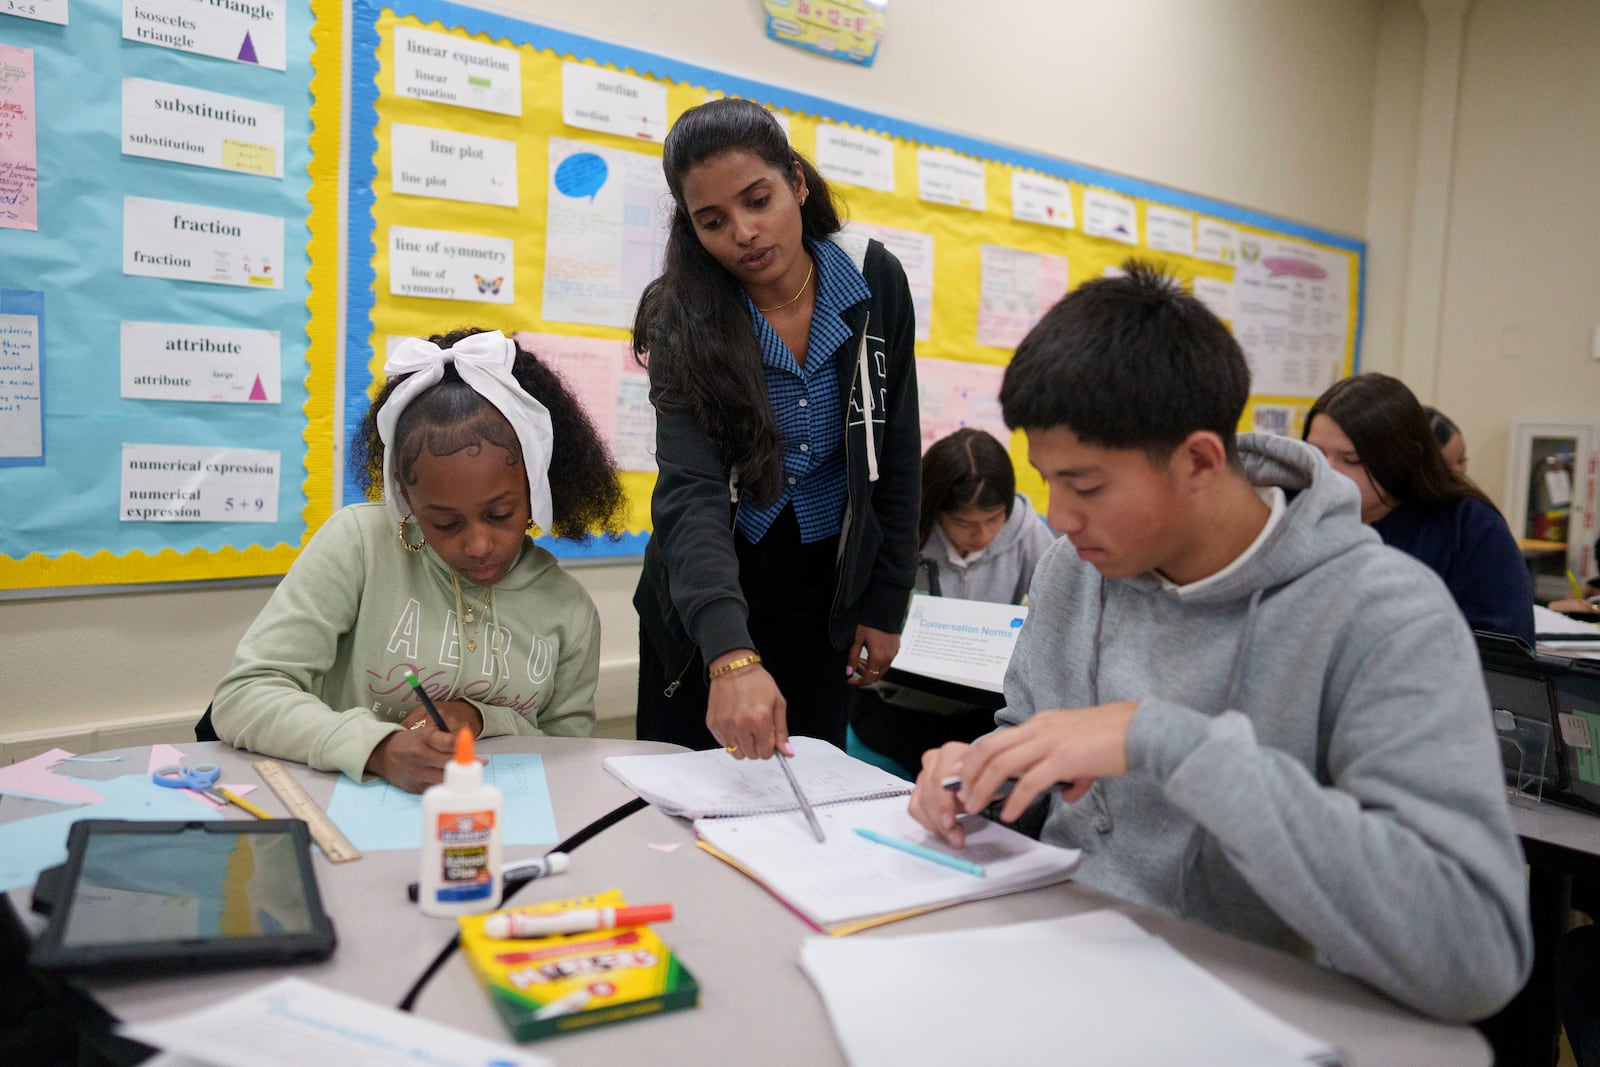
[0,775,222,891]
[326,753,558,851]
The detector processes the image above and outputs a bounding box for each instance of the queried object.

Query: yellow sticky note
[222,139,277,176]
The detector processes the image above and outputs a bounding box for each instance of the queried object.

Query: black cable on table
[396,796,649,1012]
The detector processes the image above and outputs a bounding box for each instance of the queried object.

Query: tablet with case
[29,818,337,975]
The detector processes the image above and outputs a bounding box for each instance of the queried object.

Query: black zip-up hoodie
[634,233,921,682]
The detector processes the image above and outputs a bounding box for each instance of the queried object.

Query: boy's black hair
[350,329,627,541]
[999,261,1251,462]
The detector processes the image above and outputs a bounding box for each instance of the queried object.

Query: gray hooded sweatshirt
[998,433,1531,1022]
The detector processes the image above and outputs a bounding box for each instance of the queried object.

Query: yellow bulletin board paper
[340,0,1363,543]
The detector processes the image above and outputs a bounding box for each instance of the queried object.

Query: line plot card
[390,123,516,206]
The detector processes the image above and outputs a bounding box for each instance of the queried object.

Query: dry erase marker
[403,670,449,731]
[405,851,568,903]
[483,903,674,939]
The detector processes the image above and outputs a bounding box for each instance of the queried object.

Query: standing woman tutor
[631,99,921,760]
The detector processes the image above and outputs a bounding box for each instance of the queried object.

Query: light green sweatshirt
[212,503,599,781]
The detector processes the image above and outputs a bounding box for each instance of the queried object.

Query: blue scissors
[152,761,222,795]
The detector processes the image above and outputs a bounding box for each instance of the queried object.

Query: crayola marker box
[457,888,699,1042]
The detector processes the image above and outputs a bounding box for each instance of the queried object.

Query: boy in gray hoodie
[908,263,1531,1023]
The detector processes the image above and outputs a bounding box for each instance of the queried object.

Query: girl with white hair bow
[210,329,625,793]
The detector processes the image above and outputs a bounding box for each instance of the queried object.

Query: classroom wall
[2,0,1397,755]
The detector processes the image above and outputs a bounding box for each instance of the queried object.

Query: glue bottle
[419,728,503,917]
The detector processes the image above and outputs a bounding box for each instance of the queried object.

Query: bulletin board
[0,0,1364,589]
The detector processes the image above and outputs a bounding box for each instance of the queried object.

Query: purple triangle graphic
[238,32,259,64]
[249,375,268,401]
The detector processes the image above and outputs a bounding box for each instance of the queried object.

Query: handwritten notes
[0,300,42,465]
[0,45,38,231]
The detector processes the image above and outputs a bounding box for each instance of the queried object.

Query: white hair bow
[375,331,554,533]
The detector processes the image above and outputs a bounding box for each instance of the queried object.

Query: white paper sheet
[390,123,516,206]
[1145,204,1195,256]
[541,137,670,328]
[122,77,283,178]
[3,0,67,25]
[845,220,933,341]
[562,61,666,143]
[976,244,1067,350]
[393,25,520,116]
[1010,171,1073,229]
[914,357,1008,453]
[1197,217,1239,265]
[1233,238,1349,397]
[120,443,279,523]
[122,977,551,1067]
[1193,275,1234,321]
[800,911,1337,1067]
[122,0,286,71]
[892,594,1026,692]
[916,148,985,211]
[1082,187,1138,245]
[388,225,513,304]
[815,123,895,192]
[123,196,284,289]
[0,313,42,460]
[121,321,280,404]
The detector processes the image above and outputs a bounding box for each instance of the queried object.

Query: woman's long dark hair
[919,429,1016,547]
[351,329,627,541]
[632,98,844,504]
[1304,373,1491,510]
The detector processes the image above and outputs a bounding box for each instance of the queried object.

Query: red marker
[483,903,674,940]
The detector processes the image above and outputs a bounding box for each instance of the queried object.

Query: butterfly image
[474,274,504,295]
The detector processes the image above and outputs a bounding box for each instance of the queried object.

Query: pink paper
[0,748,106,806]
[647,842,683,853]
[147,743,189,773]
[0,46,38,232]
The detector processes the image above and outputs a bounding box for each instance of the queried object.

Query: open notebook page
[800,910,1339,1067]
[602,736,911,818]
[694,794,1080,929]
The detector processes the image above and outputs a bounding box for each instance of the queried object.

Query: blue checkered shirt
[736,237,872,545]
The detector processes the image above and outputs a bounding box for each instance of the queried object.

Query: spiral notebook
[694,794,1082,935]
[601,736,913,819]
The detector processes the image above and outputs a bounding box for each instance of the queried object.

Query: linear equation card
[390,122,516,206]
[393,25,520,116]
[123,0,287,71]
[0,289,44,466]
[124,196,284,289]
[0,45,39,231]
[120,443,279,522]
[121,321,280,403]
[122,77,284,178]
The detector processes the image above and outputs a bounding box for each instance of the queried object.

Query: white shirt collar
[937,526,986,568]
[1157,486,1286,595]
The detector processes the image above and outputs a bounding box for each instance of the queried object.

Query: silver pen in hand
[776,750,826,843]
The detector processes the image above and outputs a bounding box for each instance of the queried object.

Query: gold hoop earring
[398,514,426,552]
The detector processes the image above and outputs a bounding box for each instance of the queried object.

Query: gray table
[6,738,1489,1065]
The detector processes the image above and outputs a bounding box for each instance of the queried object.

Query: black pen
[942,775,1074,799]
[404,670,449,730]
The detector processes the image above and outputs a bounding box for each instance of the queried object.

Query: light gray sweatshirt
[998,433,1531,1022]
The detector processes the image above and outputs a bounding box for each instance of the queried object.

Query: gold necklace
[453,578,493,654]
[756,257,814,314]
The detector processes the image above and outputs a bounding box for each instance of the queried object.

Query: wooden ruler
[252,759,362,863]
